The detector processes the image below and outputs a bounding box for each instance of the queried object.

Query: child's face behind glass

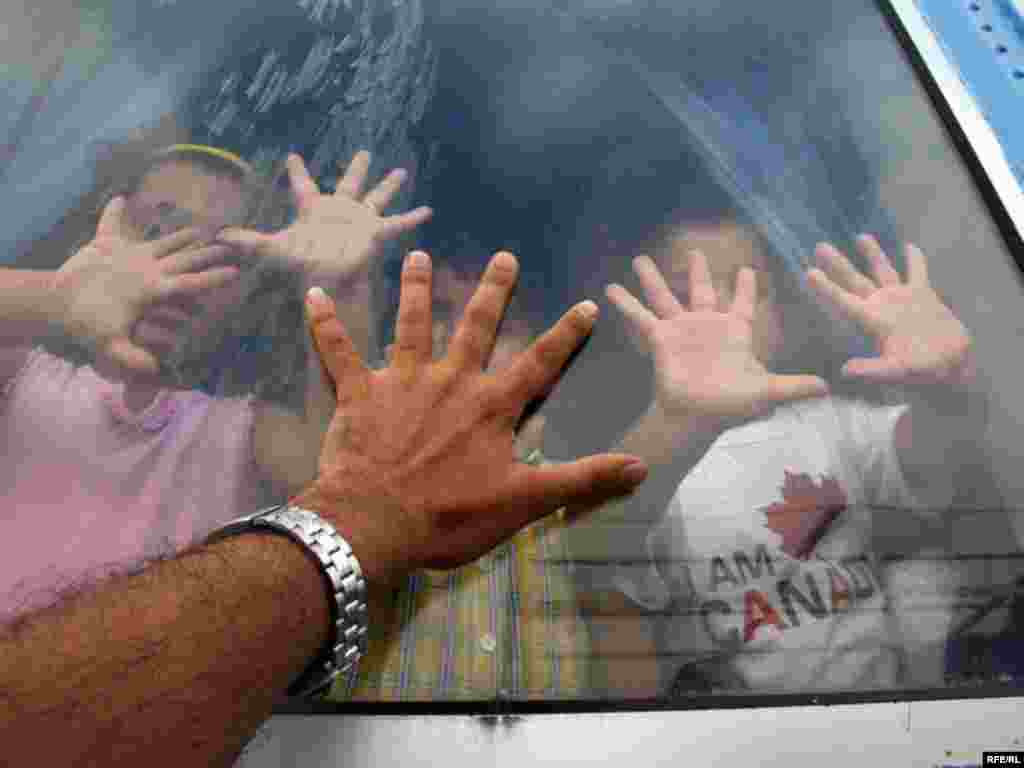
[647,219,785,367]
[126,159,249,343]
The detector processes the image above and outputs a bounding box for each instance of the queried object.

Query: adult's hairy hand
[293,249,648,587]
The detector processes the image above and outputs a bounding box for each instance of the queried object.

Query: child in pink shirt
[0,347,271,619]
[0,144,431,623]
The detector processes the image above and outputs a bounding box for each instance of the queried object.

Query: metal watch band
[203,504,369,699]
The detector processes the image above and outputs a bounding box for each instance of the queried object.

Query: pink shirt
[0,347,278,622]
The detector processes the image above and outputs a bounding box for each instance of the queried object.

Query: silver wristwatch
[203,504,369,698]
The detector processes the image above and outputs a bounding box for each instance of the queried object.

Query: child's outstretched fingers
[904,242,930,286]
[95,196,128,239]
[806,266,878,335]
[286,153,321,214]
[814,242,875,297]
[214,227,280,262]
[606,283,656,338]
[336,150,371,199]
[687,250,718,311]
[378,206,433,241]
[633,254,684,318]
[729,267,757,323]
[362,167,406,213]
[841,356,908,383]
[855,234,900,286]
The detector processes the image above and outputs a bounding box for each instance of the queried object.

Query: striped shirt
[326,510,590,702]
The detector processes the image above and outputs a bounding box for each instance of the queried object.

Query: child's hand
[217,151,432,284]
[54,197,240,377]
[607,252,828,430]
[807,235,975,394]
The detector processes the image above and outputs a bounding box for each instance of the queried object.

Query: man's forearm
[0,532,330,768]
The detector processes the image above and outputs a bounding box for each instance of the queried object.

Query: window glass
[2,0,1022,704]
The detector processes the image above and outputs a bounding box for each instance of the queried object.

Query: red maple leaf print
[761,472,848,559]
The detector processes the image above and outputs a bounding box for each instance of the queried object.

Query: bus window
[1,0,1021,709]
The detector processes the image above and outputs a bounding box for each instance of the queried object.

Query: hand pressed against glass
[645,220,785,367]
[807,235,974,393]
[218,151,432,283]
[429,263,542,459]
[427,264,534,370]
[378,262,542,462]
[53,193,240,380]
[217,151,432,359]
[295,250,647,586]
[606,245,828,429]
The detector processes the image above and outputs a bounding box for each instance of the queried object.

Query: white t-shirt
[613,396,926,692]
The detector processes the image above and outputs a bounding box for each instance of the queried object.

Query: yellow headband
[153,144,253,176]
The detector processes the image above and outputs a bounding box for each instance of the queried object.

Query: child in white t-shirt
[565,213,987,695]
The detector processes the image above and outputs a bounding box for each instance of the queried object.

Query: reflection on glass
[1,0,1021,704]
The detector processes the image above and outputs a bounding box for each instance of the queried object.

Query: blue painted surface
[917,0,1024,187]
